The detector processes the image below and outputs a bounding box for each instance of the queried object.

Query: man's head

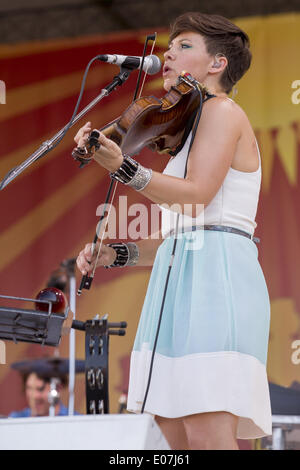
[23,372,67,417]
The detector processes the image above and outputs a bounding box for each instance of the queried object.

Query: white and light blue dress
[127,132,272,439]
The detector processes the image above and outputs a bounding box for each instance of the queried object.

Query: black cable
[141,84,208,414]
[45,55,101,155]
[140,214,180,414]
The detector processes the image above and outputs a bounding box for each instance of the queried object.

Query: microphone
[97,54,161,75]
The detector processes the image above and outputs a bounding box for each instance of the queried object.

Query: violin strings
[91,181,119,277]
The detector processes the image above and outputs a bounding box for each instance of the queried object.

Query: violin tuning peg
[88,131,101,151]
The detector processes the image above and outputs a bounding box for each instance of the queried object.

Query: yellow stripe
[0,163,105,273]
[0,66,160,123]
[0,66,115,123]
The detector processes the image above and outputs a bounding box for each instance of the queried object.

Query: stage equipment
[98,53,161,74]
[0,414,170,450]
[0,293,70,346]
[0,292,126,414]
[72,314,126,414]
[47,258,78,415]
[261,382,300,450]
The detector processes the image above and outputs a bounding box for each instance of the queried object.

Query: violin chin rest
[158,148,172,155]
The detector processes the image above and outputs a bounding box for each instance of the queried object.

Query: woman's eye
[166,43,191,52]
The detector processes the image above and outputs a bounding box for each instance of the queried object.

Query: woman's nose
[164,48,175,61]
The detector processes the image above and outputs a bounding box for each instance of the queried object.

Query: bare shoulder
[202,95,245,121]
[201,97,259,173]
[194,95,243,143]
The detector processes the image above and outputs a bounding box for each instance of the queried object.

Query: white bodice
[160,132,261,237]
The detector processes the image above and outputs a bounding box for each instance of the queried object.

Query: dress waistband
[170,224,260,244]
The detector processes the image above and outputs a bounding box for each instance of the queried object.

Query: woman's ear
[210,54,228,74]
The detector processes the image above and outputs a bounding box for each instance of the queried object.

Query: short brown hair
[169,12,252,94]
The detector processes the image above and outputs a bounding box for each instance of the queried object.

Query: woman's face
[163,31,214,91]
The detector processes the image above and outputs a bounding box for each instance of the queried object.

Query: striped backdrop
[0,13,300,417]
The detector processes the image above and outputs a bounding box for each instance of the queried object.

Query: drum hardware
[118,394,128,414]
[48,377,61,417]
[1,292,127,415]
[74,314,127,415]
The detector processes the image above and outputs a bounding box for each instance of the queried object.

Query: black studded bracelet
[104,242,139,268]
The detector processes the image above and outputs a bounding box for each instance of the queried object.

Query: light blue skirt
[127,230,272,439]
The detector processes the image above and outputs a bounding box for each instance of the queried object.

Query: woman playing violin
[75,12,271,450]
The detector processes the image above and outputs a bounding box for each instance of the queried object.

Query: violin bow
[77,33,157,295]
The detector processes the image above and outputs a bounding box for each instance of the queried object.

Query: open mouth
[163,65,172,76]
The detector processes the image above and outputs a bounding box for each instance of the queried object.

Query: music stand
[0,294,68,347]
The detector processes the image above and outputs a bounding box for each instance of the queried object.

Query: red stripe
[0,149,165,296]
[0,73,162,232]
[0,85,140,232]
[1,37,149,89]
[270,150,300,300]
[0,144,86,233]
[1,66,161,157]
[257,151,300,311]
[0,178,113,298]
[0,369,27,416]
[0,80,134,157]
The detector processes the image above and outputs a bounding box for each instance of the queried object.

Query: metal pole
[68,272,77,415]
[272,427,285,450]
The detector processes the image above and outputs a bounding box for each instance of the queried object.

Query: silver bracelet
[110,155,152,191]
[128,165,152,191]
[126,242,140,266]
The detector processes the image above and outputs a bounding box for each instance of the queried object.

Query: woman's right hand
[76,243,117,275]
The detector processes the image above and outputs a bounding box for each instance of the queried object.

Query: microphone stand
[0,67,133,191]
[68,264,77,416]
[60,258,77,416]
[48,377,61,417]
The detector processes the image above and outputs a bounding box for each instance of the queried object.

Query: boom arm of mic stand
[0,68,132,191]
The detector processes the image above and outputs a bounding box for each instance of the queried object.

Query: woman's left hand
[74,121,123,173]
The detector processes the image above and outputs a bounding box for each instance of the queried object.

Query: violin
[72,72,210,166]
